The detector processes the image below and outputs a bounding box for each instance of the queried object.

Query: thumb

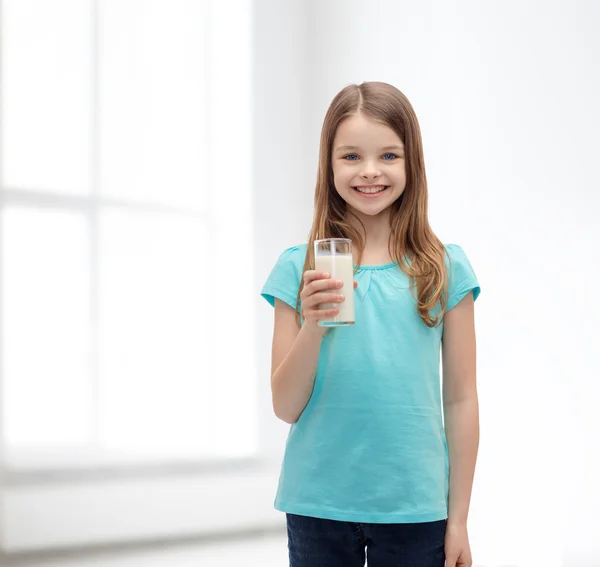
[353,280,358,289]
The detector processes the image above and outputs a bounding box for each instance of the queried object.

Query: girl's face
[331,112,406,220]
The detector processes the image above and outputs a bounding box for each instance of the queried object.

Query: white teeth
[355,186,387,194]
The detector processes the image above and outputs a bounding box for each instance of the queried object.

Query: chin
[348,202,393,217]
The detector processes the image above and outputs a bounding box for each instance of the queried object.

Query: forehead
[333,113,403,149]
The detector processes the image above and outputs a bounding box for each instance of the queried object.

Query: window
[0,0,256,472]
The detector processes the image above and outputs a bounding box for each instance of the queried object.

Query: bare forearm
[271,324,324,423]
[444,396,480,525]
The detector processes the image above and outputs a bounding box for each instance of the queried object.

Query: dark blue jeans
[286,513,447,567]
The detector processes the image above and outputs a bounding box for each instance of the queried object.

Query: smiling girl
[261,81,481,567]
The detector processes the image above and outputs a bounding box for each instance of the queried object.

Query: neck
[347,208,392,255]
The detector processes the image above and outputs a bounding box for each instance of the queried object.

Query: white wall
[253,0,315,466]
[0,0,312,554]
[255,1,600,566]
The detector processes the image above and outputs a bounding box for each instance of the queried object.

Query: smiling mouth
[352,185,389,195]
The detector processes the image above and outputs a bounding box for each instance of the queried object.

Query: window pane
[1,0,92,194]
[207,0,257,457]
[99,0,208,211]
[0,207,93,447]
[99,210,217,457]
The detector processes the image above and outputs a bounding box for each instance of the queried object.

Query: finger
[444,556,457,567]
[304,292,344,309]
[303,270,330,285]
[304,306,339,321]
[353,280,358,289]
[317,307,339,319]
[306,277,344,295]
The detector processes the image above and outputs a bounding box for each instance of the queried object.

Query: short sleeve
[260,244,307,311]
[445,244,481,311]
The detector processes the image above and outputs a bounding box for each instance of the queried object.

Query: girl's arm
[270,299,325,424]
[442,291,480,526]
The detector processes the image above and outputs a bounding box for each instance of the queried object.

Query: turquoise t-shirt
[261,242,481,523]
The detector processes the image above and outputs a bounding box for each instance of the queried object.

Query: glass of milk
[314,238,355,327]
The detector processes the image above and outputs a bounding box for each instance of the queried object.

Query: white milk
[314,253,355,326]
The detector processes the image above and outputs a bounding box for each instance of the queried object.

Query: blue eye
[343,152,400,161]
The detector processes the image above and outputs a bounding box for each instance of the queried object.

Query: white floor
[2,532,519,567]
[3,532,290,567]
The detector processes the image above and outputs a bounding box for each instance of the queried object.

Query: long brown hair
[295,81,452,329]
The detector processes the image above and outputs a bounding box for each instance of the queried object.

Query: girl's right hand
[300,270,357,329]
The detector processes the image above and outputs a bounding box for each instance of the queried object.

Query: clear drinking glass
[314,238,355,327]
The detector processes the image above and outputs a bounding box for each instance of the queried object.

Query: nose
[360,160,381,180]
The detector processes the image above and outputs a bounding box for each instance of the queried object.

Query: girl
[261,82,480,567]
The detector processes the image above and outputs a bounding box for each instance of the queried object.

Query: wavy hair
[295,81,452,329]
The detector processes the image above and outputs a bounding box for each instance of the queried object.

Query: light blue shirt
[261,243,481,523]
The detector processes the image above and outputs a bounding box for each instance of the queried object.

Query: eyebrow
[335,145,404,152]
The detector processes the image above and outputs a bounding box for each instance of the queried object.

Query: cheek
[395,164,407,178]
[332,171,350,199]
[333,164,352,184]
[332,166,344,187]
